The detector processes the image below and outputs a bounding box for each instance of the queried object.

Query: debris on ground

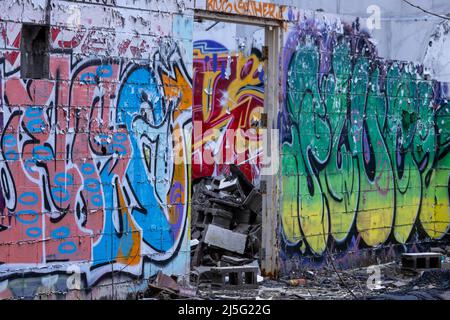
[401,252,444,271]
[196,254,450,300]
[190,165,263,289]
[369,268,450,300]
[140,242,450,300]
[143,271,199,300]
[286,278,308,287]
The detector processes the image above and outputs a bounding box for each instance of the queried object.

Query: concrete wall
[0,0,193,299]
[0,0,449,298]
[280,9,450,271]
[193,0,449,273]
[274,0,450,82]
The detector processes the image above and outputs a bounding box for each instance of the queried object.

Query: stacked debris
[190,165,262,283]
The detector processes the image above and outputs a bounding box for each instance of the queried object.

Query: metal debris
[144,271,198,300]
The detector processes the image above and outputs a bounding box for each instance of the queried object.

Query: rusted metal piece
[287,278,307,287]
[154,271,179,292]
[146,271,199,299]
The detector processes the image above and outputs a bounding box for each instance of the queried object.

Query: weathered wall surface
[0,0,193,299]
[192,21,265,185]
[280,10,450,271]
[275,0,450,83]
[424,21,450,83]
[0,0,449,296]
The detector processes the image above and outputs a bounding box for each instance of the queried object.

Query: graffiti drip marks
[281,20,450,260]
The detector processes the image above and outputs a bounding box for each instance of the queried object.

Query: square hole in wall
[20,24,49,79]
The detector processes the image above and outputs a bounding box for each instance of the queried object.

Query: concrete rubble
[140,166,450,300]
[141,165,264,299]
[190,165,263,289]
[140,241,450,300]
[196,254,450,301]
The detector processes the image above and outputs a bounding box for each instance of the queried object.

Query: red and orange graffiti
[192,43,265,183]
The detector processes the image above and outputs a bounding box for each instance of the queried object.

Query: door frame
[193,7,282,277]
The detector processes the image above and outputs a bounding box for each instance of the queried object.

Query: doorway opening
[190,12,280,281]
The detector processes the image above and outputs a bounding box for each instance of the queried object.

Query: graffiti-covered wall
[192,21,265,185]
[0,0,193,299]
[280,12,450,271]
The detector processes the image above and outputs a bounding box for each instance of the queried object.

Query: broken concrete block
[192,266,214,282]
[211,176,225,190]
[191,241,205,268]
[219,178,238,191]
[243,188,262,214]
[204,224,248,255]
[236,210,252,225]
[209,197,242,208]
[192,205,208,226]
[430,247,446,255]
[202,254,215,266]
[192,230,202,240]
[401,253,443,270]
[230,164,254,196]
[220,255,253,266]
[190,239,200,247]
[209,208,233,229]
[210,265,259,289]
[254,212,262,224]
[234,223,252,234]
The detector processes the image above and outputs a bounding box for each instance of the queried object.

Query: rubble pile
[190,165,262,274]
